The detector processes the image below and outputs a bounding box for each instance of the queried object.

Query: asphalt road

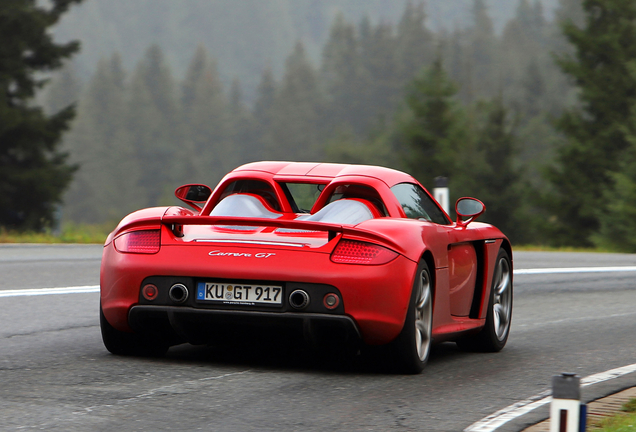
[1,245,635,431]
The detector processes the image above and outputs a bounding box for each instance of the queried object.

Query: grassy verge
[588,398,636,431]
[0,223,112,244]
[512,244,613,253]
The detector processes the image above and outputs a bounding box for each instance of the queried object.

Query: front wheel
[392,261,433,374]
[457,248,513,352]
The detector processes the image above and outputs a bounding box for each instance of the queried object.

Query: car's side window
[391,183,450,225]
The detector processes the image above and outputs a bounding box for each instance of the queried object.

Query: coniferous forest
[31,0,636,250]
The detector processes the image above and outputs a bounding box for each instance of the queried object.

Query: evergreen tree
[253,66,277,133]
[266,42,324,162]
[123,44,180,205]
[358,17,399,129]
[594,69,636,251]
[63,53,142,223]
[500,0,547,88]
[325,126,399,169]
[44,62,82,116]
[442,28,467,91]
[545,0,581,113]
[228,77,257,167]
[321,12,365,135]
[395,1,434,88]
[470,98,528,242]
[0,0,83,230]
[181,45,207,114]
[548,0,636,246]
[554,0,585,30]
[466,0,497,100]
[594,159,636,252]
[179,48,231,186]
[398,57,469,192]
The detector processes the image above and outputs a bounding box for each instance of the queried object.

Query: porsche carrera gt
[100,161,513,373]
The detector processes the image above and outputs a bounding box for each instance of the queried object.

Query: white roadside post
[550,373,586,432]
[433,176,449,215]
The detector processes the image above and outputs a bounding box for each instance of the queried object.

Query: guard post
[433,176,449,215]
[550,373,586,432]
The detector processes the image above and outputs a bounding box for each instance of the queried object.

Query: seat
[210,194,282,219]
[304,199,375,225]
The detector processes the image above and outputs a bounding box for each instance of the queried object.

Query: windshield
[278,182,325,213]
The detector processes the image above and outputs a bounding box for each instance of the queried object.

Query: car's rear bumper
[101,240,418,345]
[128,305,362,347]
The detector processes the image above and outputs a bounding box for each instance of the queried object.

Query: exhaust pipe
[169,283,189,303]
[289,290,310,309]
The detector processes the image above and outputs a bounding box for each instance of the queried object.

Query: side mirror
[455,197,485,227]
[175,184,212,211]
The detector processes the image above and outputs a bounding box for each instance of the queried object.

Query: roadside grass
[588,398,636,431]
[513,244,614,253]
[0,223,112,244]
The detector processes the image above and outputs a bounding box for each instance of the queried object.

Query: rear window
[278,182,325,213]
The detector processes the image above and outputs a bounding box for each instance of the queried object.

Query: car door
[390,183,479,317]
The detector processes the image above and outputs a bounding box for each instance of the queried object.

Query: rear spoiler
[161,215,402,252]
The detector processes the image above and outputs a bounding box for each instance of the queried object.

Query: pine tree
[321,12,365,135]
[253,66,277,133]
[251,66,277,160]
[548,0,636,246]
[468,0,497,100]
[554,0,585,30]
[398,57,469,192]
[358,17,399,129]
[179,47,232,186]
[44,62,82,116]
[266,42,324,162]
[470,98,528,242]
[594,66,636,251]
[123,44,180,205]
[228,77,257,167]
[594,157,636,251]
[395,1,434,88]
[0,0,83,230]
[63,53,142,223]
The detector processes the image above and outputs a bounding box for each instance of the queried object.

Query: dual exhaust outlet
[167,284,335,311]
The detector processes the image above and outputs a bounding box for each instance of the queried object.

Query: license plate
[196,282,282,306]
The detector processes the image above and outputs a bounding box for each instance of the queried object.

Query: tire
[392,260,433,374]
[457,248,513,352]
[100,303,168,357]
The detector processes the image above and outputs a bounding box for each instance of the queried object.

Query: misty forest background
[33,0,633,249]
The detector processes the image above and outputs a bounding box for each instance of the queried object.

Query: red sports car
[100,162,512,373]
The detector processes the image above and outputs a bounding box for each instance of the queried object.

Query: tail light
[114,230,161,254]
[330,239,398,265]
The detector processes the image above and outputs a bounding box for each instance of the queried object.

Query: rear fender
[105,207,170,245]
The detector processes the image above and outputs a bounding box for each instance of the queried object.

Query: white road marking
[2,266,635,298]
[1,266,635,299]
[0,285,99,297]
[464,363,636,432]
[515,266,636,274]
